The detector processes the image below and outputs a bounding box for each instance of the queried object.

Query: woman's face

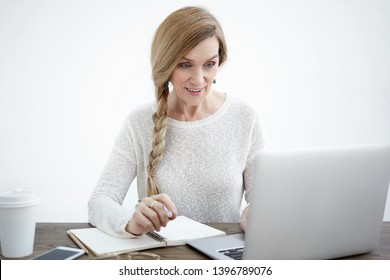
[170,36,220,107]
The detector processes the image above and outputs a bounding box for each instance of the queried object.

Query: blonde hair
[147,6,228,196]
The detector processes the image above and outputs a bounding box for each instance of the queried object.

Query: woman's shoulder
[122,101,155,130]
[124,101,154,120]
[228,95,260,120]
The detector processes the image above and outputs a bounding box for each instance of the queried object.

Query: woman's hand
[125,193,177,236]
[240,206,249,232]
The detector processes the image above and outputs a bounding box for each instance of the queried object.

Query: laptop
[187,144,390,259]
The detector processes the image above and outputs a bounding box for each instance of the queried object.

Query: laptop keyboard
[218,246,244,260]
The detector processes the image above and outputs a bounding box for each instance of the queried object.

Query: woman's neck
[167,90,225,121]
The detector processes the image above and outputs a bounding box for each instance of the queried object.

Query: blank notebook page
[158,216,226,246]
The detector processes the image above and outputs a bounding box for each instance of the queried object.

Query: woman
[88,6,263,237]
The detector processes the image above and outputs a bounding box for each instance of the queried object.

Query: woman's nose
[190,68,205,85]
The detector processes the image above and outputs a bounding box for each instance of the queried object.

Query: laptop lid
[244,144,390,259]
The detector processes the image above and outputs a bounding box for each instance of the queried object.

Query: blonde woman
[88,6,263,237]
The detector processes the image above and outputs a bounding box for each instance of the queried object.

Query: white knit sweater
[88,94,264,237]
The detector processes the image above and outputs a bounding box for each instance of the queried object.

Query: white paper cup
[0,189,40,258]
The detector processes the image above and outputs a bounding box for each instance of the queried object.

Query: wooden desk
[1,222,389,260]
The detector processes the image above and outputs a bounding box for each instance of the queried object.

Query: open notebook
[68,216,225,257]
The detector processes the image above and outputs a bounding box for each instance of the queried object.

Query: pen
[164,206,173,218]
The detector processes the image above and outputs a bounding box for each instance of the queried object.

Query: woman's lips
[185,87,203,96]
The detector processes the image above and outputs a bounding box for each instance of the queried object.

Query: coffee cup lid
[0,188,40,208]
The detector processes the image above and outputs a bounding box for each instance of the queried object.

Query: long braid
[146,83,169,196]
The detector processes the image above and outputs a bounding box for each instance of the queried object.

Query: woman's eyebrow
[181,54,219,62]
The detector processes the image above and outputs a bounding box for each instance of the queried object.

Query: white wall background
[1,0,389,222]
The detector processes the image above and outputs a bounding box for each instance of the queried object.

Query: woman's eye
[179,63,191,69]
[205,62,216,68]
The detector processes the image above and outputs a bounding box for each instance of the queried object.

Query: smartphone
[33,246,85,260]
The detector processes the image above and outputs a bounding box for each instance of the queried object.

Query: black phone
[32,246,85,260]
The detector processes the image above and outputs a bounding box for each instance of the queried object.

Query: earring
[213,79,216,84]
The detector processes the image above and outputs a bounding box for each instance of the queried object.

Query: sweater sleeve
[243,106,265,206]
[88,116,138,238]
